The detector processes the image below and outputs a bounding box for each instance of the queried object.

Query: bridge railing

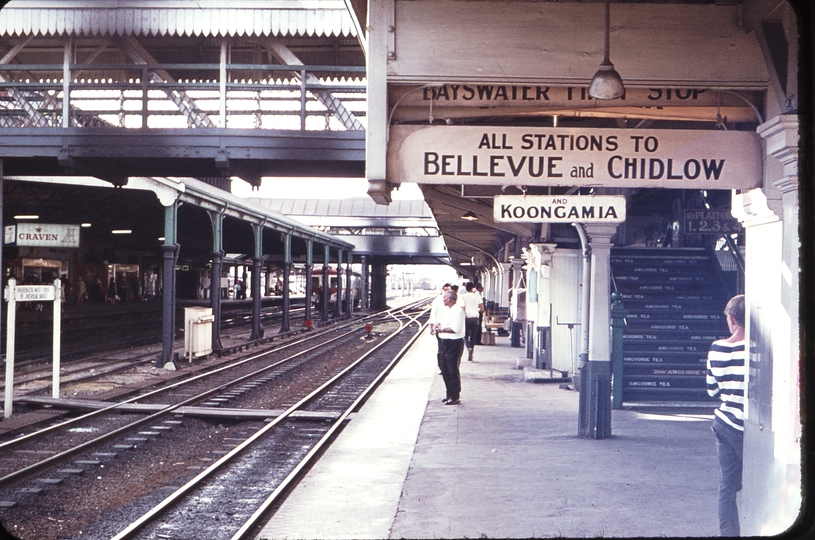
[0,63,367,131]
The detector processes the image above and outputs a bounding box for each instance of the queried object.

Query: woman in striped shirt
[706,294,746,537]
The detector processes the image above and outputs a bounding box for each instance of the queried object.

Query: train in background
[5,254,361,308]
[309,266,362,310]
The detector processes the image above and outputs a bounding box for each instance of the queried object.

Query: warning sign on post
[14,285,56,302]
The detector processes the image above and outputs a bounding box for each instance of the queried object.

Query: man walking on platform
[461,282,484,361]
[434,289,465,405]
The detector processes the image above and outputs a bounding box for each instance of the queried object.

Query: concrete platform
[255,328,720,539]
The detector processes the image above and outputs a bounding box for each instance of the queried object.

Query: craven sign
[388,126,762,189]
[7,224,80,248]
[495,195,626,223]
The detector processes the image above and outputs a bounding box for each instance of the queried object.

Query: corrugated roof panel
[303,199,316,214]
[260,9,272,36]
[87,10,98,35]
[0,5,357,38]
[180,9,193,36]
[150,9,161,36]
[47,9,58,36]
[22,7,31,35]
[54,8,65,34]
[224,8,235,37]
[95,9,110,35]
[278,11,290,36]
[201,9,214,37]
[163,8,174,36]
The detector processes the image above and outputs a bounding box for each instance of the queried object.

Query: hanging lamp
[588,0,625,100]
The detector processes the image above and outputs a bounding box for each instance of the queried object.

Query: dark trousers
[477,312,483,344]
[439,338,464,400]
[713,417,743,536]
[435,334,443,371]
[464,317,480,350]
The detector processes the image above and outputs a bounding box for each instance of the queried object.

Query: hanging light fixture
[461,211,478,221]
[588,0,625,100]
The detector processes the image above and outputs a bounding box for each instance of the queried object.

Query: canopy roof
[0,0,358,38]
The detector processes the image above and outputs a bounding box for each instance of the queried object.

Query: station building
[356,0,805,534]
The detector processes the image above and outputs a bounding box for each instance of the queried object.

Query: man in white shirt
[429,283,452,373]
[461,282,484,361]
[434,289,465,405]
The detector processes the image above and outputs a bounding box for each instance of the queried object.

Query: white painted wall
[549,249,581,373]
[389,2,767,87]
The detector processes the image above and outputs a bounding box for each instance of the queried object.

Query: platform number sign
[684,209,743,235]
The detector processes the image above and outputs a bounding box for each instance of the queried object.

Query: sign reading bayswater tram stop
[387,126,762,189]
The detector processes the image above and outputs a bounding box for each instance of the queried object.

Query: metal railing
[0,63,367,131]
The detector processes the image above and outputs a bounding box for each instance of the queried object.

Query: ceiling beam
[421,185,536,238]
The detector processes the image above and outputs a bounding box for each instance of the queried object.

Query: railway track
[0,299,430,540]
[0,302,310,394]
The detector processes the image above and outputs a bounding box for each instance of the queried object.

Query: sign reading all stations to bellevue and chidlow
[494,195,626,223]
[7,224,80,248]
[387,126,762,189]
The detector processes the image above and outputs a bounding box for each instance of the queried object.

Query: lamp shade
[461,211,478,221]
[588,60,625,100]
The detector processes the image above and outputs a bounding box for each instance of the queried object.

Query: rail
[109,300,429,540]
[0,303,411,474]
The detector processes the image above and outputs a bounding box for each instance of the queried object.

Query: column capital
[584,223,620,246]
[732,187,780,228]
[526,243,558,270]
[758,114,799,178]
[773,175,799,196]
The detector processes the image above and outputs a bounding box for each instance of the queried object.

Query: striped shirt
[706,339,746,431]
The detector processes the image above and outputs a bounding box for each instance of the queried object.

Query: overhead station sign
[5,224,80,248]
[387,126,762,190]
[495,195,626,223]
[391,85,762,111]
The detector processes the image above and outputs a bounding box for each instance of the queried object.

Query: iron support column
[321,245,330,322]
[334,249,344,319]
[577,223,618,439]
[250,224,264,340]
[210,250,224,351]
[159,244,179,367]
[158,200,179,368]
[208,210,225,352]
[250,257,264,340]
[280,233,292,333]
[370,263,388,310]
[360,255,369,310]
[304,239,313,326]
